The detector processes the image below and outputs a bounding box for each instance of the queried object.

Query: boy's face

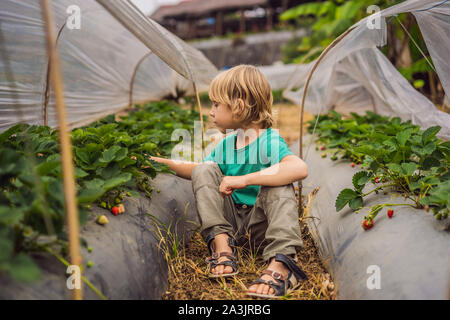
[209,101,238,134]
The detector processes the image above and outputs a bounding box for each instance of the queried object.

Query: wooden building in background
[150,0,309,40]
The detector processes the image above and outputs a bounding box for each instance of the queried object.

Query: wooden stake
[40,0,82,300]
[297,26,356,216]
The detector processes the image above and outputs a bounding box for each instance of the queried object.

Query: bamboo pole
[40,0,82,300]
[193,82,205,159]
[297,26,356,216]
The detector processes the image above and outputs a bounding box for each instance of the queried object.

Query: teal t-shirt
[202,127,293,206]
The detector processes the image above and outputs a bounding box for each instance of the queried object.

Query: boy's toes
[212,265,223,274]
[224,265,233,274]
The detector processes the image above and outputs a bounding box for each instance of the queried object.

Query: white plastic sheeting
[282,0,450,140]
[0,0,218,131]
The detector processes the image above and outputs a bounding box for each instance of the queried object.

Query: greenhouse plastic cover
[0,0,217,131]
[282,0,450,140]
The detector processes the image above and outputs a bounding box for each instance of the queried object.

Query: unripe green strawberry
[96,215,109,225]
[88,246,93,253]
[100,201,107,208]
[115,197,121,204]
[87,261,94,268]
[321,152,327,158]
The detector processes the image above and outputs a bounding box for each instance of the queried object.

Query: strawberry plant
[308,110,449,228]
[0,100,204,288]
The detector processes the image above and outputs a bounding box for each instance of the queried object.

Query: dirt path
[161,103,336,300]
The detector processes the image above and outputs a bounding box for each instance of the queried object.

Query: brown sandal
[247,253,307,298]
[205,235,239,278]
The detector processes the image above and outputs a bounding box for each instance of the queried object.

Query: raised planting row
[307,110,449,229]
[0,101,205,285]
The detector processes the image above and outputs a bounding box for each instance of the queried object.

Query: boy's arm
[244,155,308,186]
[149,156,199,180]
[219,155,308,197]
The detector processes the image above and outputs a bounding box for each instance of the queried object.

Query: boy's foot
[247,258,289,296]
[207,233,238,277]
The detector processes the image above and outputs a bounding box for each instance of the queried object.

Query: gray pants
[191,162,303,262]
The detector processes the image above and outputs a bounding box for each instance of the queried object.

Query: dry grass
[160,187,336,300]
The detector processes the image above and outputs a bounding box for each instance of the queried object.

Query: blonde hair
[209,64,274,129]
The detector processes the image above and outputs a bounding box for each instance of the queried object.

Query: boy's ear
[237,99,245,114]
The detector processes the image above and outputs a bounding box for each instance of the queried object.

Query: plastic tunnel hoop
[297,26,357,216]
[282,0,450,142]
[0,0,218,132]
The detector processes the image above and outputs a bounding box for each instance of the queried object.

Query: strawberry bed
[292,110,449,299]
[0,101,202,299]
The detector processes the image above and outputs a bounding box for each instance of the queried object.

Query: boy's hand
[219,176,247,198]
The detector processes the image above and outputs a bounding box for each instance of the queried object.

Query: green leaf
[423,141,436,155]
[99,146,121,163]
[352,171,370,192]
[396,128,413,147]
[349,196,363,211]
[382,139,397,152]
[36,160,60,176]
[103,173,132,191]
[335,188,358,212]
[114,147,128,161]
[0,236,14,262]
[9,253,41,283]
[422,126,441,144]
[83,178,104,190]
[74,168,89,179]
[75,148,90,164]
[387,163,402,174]
[77,188,105,204]
[421,156,441,170]
[0,206,23,225]
[401,162,418,176]
[98,162,121,180]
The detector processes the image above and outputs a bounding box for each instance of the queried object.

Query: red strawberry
[111,206,119,216]
[375,177,380,183]
[351,163,355,167]
[387,209,394,218]
[362,219,374,230]
[321,146,325,151]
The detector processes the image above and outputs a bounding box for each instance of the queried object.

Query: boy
[150,65,308,298]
